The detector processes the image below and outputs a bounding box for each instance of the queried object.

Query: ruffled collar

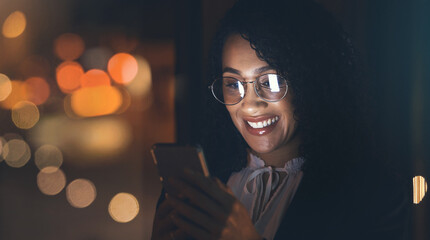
[248,153,305,174]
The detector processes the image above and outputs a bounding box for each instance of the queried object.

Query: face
[222,34,299,155]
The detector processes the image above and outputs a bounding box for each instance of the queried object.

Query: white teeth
[247,117,279,129]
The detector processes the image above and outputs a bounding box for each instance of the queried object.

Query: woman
[152,0,410,239]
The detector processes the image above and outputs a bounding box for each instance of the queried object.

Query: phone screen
[151,144,210,185]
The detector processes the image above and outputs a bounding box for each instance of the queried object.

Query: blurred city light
[2,11,26,38]
[108,53,138,85]
[2,139,31,168]
[0,80,28,109]
[25,77,50,105]
[0,73,12,101]
[413,176,428,204]
[80,69,111,88]
[29,115,132,165]
[35,144,63,172]
[66,179,97,208]
[71,85,122,117]
[54,33,85,61]
[56,61,84,93]
[11,101,40,129]
[108,193,140,223]
[126,55,152,97]
[0,137,6,162]
[37,167,66,195]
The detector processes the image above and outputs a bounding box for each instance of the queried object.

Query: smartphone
[151,143,210,186]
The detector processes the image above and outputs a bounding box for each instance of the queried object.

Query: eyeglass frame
[209,73,289,105]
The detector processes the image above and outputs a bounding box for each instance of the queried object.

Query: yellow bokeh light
[413,176,428,204]
[0,74,12,101]
[2,139,31,168]
[0,137,6,162]
[108,193,139,223]
[37,168,66,195]
[66,179,97,208]
[71,85,122,117]
[11,101,40,129]
[126,56,152,97]
[35,144,63,172]
[2,11,26,38]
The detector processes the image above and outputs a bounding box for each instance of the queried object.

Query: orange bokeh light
[25,77,50,105]
[71,85,122,117]
[56,61,84,93]
[0,81,28,109]
[80,69,111,88]
[54,33,85,61]
[108,53,138,85]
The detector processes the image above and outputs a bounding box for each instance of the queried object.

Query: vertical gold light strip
[413,176,428,204]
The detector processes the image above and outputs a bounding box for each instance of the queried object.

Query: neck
[253,135,301,168]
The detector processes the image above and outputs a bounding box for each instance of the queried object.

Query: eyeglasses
[209,73,288,105]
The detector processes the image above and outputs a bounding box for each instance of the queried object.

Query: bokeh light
[108,53,138,85]
[80,69,111,88]
[11,101,40,129]
[2,11,26,38]
[2,139,31,168]
[0,137,6,162]
[25,77,50,105]
[37,168,66,195]
[29,115,132,165]
[0,81,28,109]
[54,33,85,61]
[71,85,122,117]
[115,87,132,114]
[108,193,139,223]
[413,176,428,204]
[81,47,113,70]
[0,73,12,101]
[66,179,97,208]
[35,144,63,172]
[126,56,152,97]
[56,61,84,93]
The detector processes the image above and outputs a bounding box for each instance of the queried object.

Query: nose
[240,82,268,113]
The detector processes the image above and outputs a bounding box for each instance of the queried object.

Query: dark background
[0,0,429,239]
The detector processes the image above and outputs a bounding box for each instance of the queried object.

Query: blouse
[227,153,305,240]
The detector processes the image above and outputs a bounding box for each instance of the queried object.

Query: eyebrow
[222,65,274,75]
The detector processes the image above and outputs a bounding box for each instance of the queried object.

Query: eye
[259,74,287,91]
[223,77,240,89]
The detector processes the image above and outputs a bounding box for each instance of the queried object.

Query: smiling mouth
[246,116,279,129]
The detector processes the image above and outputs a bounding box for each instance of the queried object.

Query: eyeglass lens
[211,74,287,105]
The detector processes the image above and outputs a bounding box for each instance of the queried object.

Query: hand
[165,170,262,240]
[151,196,189,240]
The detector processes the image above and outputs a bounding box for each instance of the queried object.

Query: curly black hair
[198,0,374,189]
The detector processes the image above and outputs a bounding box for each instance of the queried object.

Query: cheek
[226,106,241,128]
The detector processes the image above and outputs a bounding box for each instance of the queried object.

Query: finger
[170,229,189,240]
[170,212,215,240]
[167,178,228,220]
[178,171,235,208]
[155,198,174,220]
[167,195,222,234]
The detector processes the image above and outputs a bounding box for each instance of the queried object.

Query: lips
[243,115,279,136]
